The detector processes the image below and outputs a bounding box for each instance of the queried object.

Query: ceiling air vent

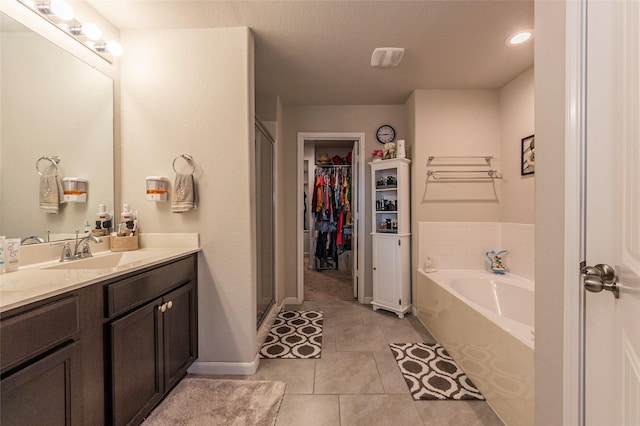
[370,47,405,68]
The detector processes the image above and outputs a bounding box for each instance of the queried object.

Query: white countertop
[0,234,200,313]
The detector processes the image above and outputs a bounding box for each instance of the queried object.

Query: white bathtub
[416,269,534,426]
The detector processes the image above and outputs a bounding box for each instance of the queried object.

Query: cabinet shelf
[375,185,397,190]
[376,210,398,214]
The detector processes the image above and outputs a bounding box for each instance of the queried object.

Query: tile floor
[202,300,505,426]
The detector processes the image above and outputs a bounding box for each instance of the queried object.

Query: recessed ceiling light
[371,47,405,67]
[506,30,533,46]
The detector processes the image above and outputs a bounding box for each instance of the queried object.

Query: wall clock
[376,125,396,144]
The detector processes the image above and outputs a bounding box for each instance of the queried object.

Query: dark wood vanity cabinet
[0,294,86,425]
[106,255,198,426]
[0,253,198,426]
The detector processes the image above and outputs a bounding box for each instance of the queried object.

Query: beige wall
[280,105,407,301]
[534,1,567,424]
[120,27,257,366]
[499,67,535,224]
[411,89,503,224]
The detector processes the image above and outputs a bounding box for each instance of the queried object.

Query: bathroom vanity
[0,248,199,426]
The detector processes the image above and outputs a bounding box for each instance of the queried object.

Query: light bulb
[81,23,102,41]
[506,31,533,46]
[106,40,123,56]
[49,0,74,20]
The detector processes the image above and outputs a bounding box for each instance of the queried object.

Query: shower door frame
[255,119,276,327]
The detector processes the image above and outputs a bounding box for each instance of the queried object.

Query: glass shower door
[255,121,275,327]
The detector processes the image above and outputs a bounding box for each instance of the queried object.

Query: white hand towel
[172,173,198,213]
[39,175,64,214]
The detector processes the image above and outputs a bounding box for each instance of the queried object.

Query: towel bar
[173,154,196,174]
[36,156,60,176]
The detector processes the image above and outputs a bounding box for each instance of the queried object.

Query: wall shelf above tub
[426,154,501,181]
[426,169,502,181]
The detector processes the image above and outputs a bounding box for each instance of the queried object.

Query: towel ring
[173,154,195,174]
[36,156,60,177]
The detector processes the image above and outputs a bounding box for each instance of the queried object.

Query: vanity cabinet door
[109,298,164,426]
[163,281,197,391]
[1,341,82,426]
[108,281,197,426]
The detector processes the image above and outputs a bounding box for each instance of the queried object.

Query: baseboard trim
[283,296,302,306]
[188,353,260,376]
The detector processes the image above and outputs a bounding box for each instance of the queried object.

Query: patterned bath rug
[260,311,323,359]
[389,342,485,401]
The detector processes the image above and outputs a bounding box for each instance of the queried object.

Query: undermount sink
[46,251,156,270]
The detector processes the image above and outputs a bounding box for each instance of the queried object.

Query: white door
[584,1,640,424]
[352,139,359,298]
[372,235,399,307]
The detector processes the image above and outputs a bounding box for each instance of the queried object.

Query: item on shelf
[396,140,406,158]
[383,142,396,159]
[332,155,343,164]
[317,153,331,164]
[371,149,384,161]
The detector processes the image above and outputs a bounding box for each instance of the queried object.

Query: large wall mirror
[0,12,114,243]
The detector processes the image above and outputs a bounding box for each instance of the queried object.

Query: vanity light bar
[17,0,123,63]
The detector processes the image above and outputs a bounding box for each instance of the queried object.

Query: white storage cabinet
[369,158,411,318]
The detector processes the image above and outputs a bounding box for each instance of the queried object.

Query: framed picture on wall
[521,134,535,175]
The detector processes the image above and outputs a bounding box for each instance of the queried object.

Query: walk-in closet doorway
[296,132,365,303]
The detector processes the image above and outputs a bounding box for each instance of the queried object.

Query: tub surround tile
[418,221,534,281]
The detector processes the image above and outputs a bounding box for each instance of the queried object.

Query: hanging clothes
[311,166,352,270]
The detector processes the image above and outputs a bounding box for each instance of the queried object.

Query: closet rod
[315,164,352,167]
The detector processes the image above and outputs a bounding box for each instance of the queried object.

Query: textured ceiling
[86,0,534,105]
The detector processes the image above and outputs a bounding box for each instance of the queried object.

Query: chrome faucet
[21,236,45,245]
[53,231,103,262]
[74,234,102,259]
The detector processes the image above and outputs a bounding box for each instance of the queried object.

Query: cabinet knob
[167,301,173,310]
[158,303,167,312]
